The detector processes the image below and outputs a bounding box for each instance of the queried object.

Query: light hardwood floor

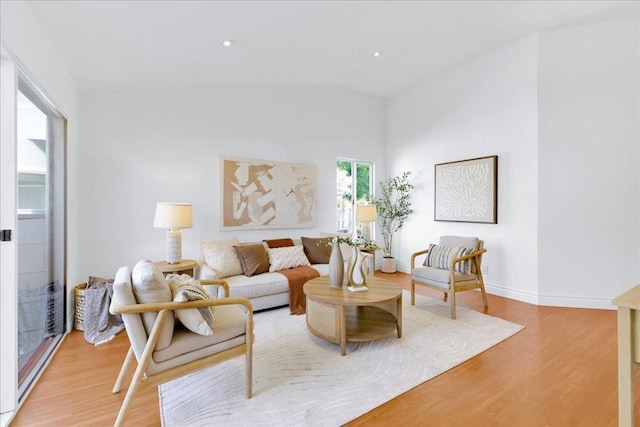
[11,272,640,426]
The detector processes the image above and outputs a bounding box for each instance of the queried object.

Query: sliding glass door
[16,87,65,394]
[0,46,66,420]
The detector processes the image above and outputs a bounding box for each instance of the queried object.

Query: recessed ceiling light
[222,40,234,48]
[372,51,381,57]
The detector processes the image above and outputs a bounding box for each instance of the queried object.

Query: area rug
[159,290,523,426]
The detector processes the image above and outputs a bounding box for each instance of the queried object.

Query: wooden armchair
[410,236,488,319]
[109,264,254,426]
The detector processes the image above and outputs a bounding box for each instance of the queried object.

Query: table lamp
[356,204,377,242]
[153,202,193,264]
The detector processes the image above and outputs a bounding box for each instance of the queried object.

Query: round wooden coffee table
[303,276,402,356]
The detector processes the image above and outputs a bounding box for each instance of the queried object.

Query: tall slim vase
[328,239,344,288]
[347,247,368,287]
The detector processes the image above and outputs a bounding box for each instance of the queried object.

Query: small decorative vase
[328,238,344,288]
[347,247,368,287]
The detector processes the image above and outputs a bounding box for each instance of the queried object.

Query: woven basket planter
[74,282,88,331]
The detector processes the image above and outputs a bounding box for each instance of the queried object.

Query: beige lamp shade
[153,202,193,264]
[153,203,193,229]
[356,205,377,222]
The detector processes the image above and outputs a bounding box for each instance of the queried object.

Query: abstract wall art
[221,157,317,229]
[434,155,498,224]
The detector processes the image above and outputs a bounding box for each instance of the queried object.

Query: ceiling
[26,0,638,98]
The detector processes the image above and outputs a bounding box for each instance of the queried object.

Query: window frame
[336,158,375,236]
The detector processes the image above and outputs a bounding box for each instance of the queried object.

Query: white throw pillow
[268,245,311,272]
[167,274,215,336]
[131,260,175,350]
[201,237,243,279]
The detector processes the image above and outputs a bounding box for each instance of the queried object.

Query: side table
[155,259,197,277]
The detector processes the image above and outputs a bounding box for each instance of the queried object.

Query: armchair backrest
[439,236,484,273]
[112,266,150,363]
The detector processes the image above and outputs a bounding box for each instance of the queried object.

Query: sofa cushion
[424,244,474,274]
[267,245,311,272]
[218,272,290,300]
[263,238,295,248]
[167,274,215,336]
[131,260,175,350]
[201,237,243,279]
[233,243,270,277]
[301,237,332,264]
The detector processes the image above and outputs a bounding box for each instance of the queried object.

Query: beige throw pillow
[167,274,215,336]
[267,245,311,272]
[201,237,244,279]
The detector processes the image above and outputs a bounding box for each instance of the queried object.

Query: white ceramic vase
[328,238,344,288]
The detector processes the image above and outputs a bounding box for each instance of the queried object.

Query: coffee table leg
[397,295,403,338]
[339,305,347,356]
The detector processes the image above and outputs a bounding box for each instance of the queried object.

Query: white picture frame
[434,155,498,224]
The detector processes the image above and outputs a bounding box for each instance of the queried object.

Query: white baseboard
[483,283,540,306]
[396,262,615,310]
[536,294,616,310]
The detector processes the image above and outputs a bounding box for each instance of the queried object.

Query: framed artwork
[434,155,498,224]
[221,157,317,230]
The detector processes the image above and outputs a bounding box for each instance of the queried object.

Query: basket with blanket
[75,276,125,345]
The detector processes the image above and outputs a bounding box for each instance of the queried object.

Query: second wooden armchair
[410,236,488,319]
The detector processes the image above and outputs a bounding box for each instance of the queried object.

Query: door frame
[0,44,19,420]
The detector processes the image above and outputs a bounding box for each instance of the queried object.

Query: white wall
[386,36,540,303]
[387,18,640,309]
[538,19,640,307]
[78,87,386,279]
[1,3,79,324]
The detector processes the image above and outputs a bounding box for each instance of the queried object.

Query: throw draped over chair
[410,236,488,319]
[109,265,254,427]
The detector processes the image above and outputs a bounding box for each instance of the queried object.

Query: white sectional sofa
[195,237,371,311]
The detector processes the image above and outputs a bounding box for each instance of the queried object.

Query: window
[336,159,374,236]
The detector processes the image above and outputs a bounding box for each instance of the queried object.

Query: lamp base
[166,229,182,264]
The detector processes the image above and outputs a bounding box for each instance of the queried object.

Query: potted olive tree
[372,171,414,273]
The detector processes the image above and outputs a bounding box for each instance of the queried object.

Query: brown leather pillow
[263,238,294,248]
[301,237,332,264]
[233,244,270,277]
